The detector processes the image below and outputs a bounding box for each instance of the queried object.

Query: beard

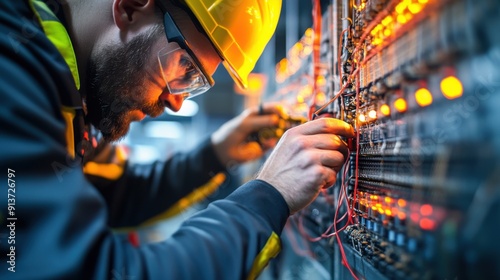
[86,25,165,142]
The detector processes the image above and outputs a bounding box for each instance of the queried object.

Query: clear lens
[158,43,211,99]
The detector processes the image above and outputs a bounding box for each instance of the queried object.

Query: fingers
[297,118,355,138]
[312,150,346,172]
[306,134,350,160]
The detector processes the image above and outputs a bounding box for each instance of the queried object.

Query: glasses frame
[156,3,215,87]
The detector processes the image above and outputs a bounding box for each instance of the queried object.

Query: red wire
[297,213,324,242]
[333,58,361,280]
[285,221,315,257]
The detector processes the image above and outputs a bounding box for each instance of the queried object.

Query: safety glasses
[157,8,214,99]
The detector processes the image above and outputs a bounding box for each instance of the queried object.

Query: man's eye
[180,57,195,73]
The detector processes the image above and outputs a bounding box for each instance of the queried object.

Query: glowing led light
[382,16,393,26]
[396,2,408,14]
[415,88,433,107]
[378,208,385,214]
[372,38,383,46]
[385,209,392,216]
[420,204,433,216]
[315,91,326,104]
[398,212,406,220]
[384,197,393,203]
[302,45,313,56]
[304,28,313,38]
[380,104,391,116]
[394,98,408,113]
[418,0,429,3]
[297,95,304,103]
[441,76,463,100]
[295,42,304,52]
[358,114,366,123]
[316,75,326,86]
[373,195,379,200]
[419,218,436,231]
[397,14,408,24]
[383,28,392,37]
[408,3,423,14]
[371,206,378,211]
[368,110,377,119]
[398,199,407,207]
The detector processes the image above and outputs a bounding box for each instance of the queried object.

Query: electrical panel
[265,0,500,279]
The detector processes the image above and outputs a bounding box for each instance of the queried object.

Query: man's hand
[211,103,286,167]
[256,118,355,214]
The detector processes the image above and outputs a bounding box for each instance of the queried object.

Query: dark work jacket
[0,1,289,279]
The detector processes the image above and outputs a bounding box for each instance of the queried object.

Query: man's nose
[164,93,185,112]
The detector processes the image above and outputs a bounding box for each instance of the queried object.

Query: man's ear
[113,0,155,30]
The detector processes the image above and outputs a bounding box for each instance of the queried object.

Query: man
[0,0,354,279]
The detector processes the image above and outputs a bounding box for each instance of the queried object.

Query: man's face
[85,6,221,143]
[86,25,167,142]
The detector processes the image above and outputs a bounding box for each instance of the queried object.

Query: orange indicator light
[380,104,391,116]
[397,14,408,24]
[368,110,377,119]
[441,76,463,100]
[394,98,407,113]
[408,3,423,14]
[415,88,433,107]
[398,199,407,207]
[420,204,433,216]
[420,218,436,231]
[398,212,406,220]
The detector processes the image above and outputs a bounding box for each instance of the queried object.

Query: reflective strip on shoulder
[29,0,80,89]
[111,172,226,233]
[247,232,282,280]
[83,162,125,181]
[140,172,226,226]
[83,145,127,180]
[60,106,76,158]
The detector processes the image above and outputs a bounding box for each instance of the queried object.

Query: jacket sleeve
[85,138,228,228]
[0,2,290,279]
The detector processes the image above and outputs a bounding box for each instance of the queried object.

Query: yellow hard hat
[182,0,282,89]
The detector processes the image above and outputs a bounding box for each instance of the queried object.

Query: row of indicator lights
[397,75,464,111]
[357,192,437,231]
[358,75,463,122]
[276,28,314,83]
[371,0,430,47]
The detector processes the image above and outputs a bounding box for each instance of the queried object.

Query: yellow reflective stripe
[29,0,80,89]
[60,106,75,158]
[83,162,124,180]
[247,232,281,280]
[115,145,128,163]
[31,0,57,21]
[111,173,226,233]
[139,173,226,226]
